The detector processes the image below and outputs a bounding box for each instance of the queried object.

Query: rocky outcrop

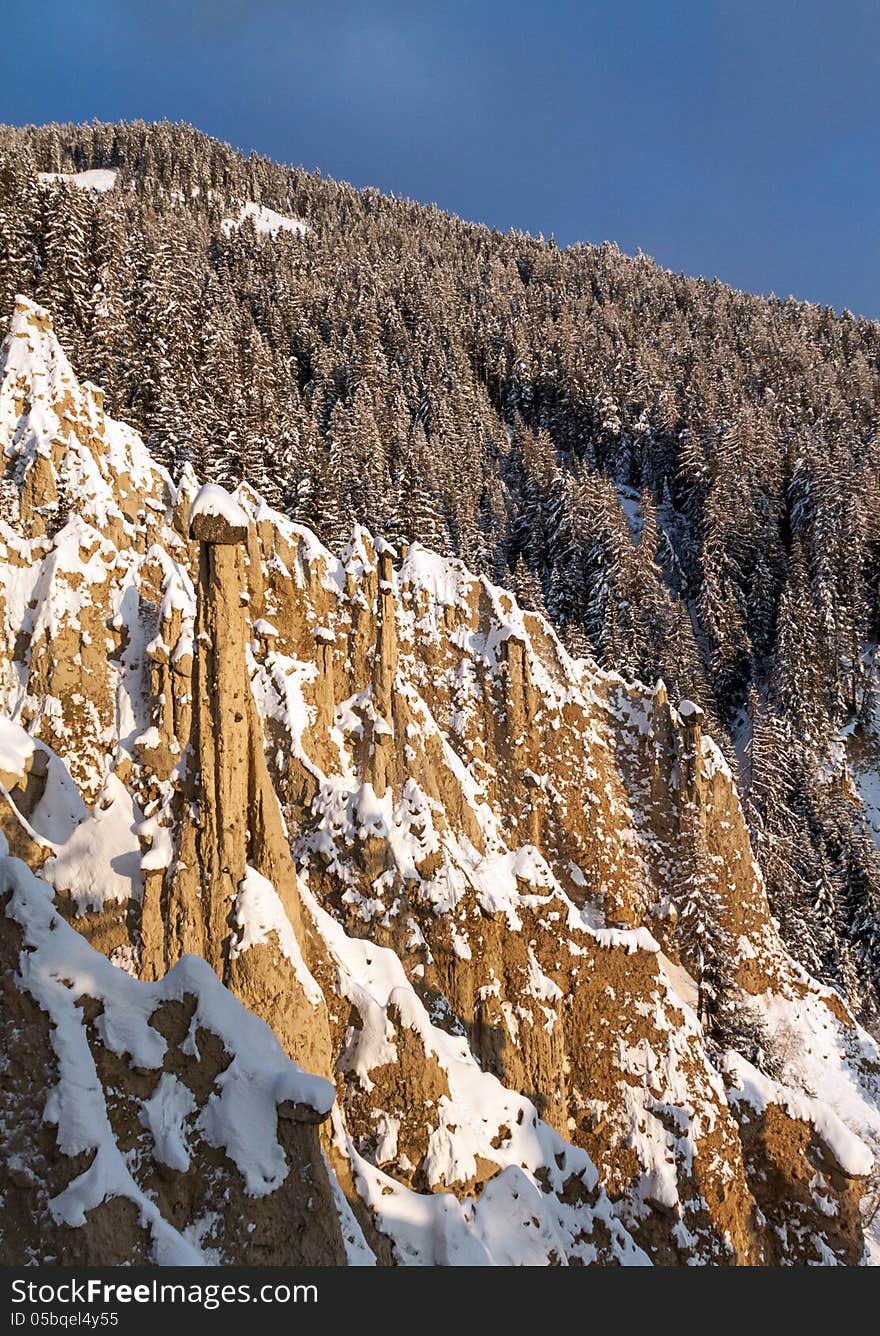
[139,483,335,1080]
[1,299,879,1266]
[0,837,346,1266]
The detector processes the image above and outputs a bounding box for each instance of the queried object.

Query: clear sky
[1,1,878,318]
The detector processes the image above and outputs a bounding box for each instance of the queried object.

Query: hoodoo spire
[153,483,335,1077]
[188,483,251,974]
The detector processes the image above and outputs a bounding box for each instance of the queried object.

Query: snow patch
[221,202,308,239]
[139,1074,196,1173]
[724,1051,874,1177]
[43,773,144,912]
[189,483,249,531]
[37,169,118,194]
[231,865,323,1007]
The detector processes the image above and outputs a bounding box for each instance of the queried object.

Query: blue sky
[1,1,877,317]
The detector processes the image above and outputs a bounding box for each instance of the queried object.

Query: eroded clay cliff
[1,298,879,1266]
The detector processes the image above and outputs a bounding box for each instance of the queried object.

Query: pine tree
[674,823,735,1033]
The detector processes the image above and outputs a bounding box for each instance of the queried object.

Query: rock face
[0,837,345,1266]
[1,298,880,1266]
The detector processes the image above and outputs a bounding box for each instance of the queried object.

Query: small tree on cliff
[674,822,735,1036]
[44,454,73,539]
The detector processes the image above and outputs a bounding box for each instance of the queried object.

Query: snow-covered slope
[220,201,309,238]
[1,298,879,1266]
[36,169,118,193]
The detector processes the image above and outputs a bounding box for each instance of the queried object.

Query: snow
[472,1165,600,1266]
[189,482,249,531]
[339,1116,646,1266]
[37,169,118,194]
[846,691,880,854]
[751,986,880,1172]
[724,1051,873,1177]
[138,814,174,873]
[44,773,144,911]
[112,577,153,757]
[253,618,279,638]
[0,718,87,845]
[324,1153,376,1266]
[220,202,309,239]
[27,750,88,844]
[854,762,880,854]
[400,543,473,614]
[616,484,644,539]
[0,714,37,774]
[657,951,700,1014]
[140,1074,197,1173]
[231,866,323,1007]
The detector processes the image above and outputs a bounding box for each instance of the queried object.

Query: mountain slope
[1,298,878,1265]
[1,119,879,1024]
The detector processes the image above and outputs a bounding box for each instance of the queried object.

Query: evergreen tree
[674,823,735,1033]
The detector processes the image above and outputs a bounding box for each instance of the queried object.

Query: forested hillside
[1,119,879,1020]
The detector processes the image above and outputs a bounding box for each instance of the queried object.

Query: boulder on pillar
[189,482,249,545]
